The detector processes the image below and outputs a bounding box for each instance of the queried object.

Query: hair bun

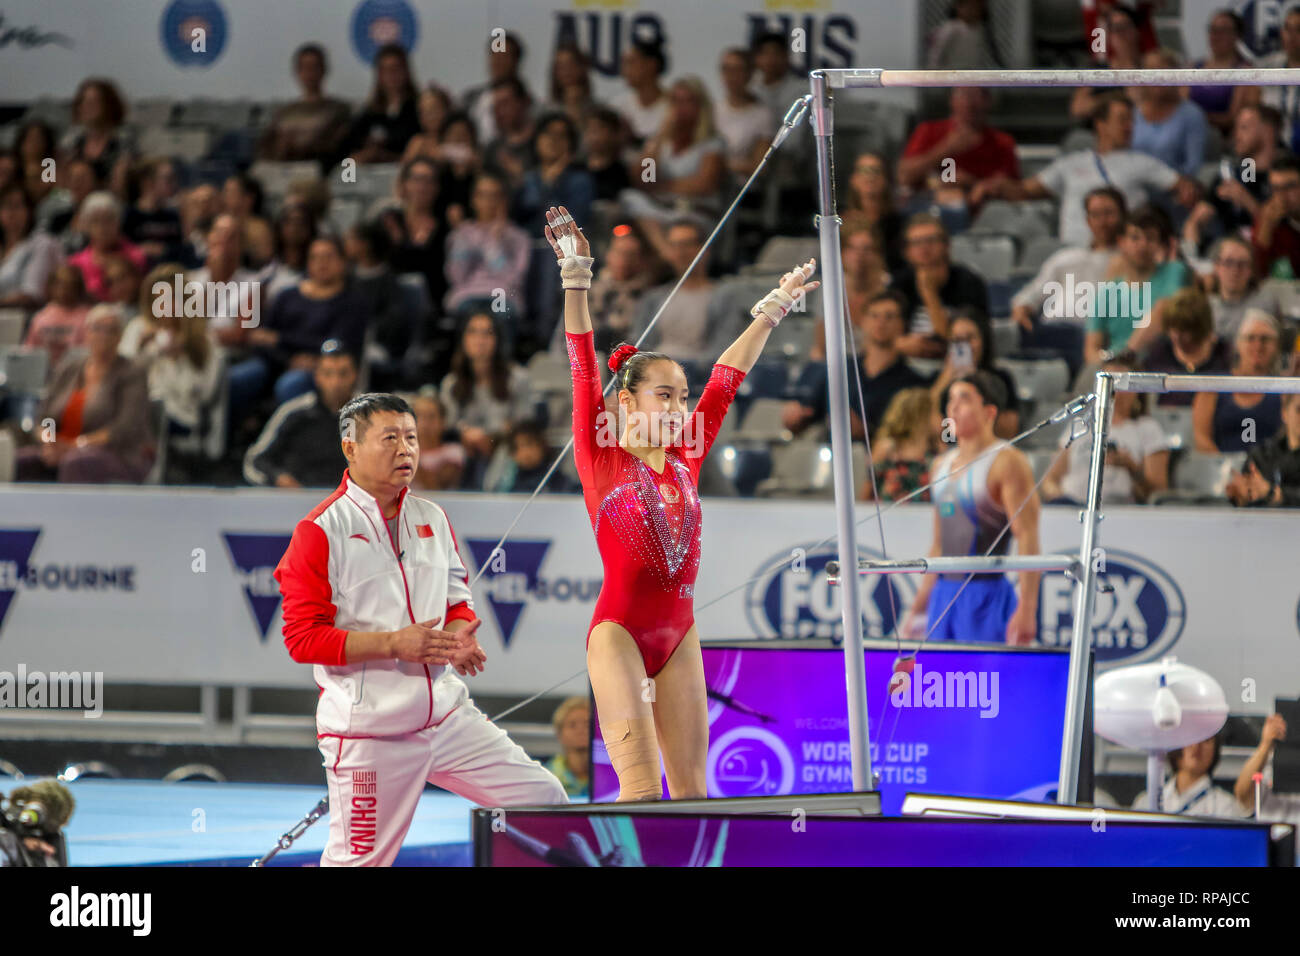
[608,343,638,374]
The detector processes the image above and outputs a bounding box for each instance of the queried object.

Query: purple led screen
[592,645,1071,814]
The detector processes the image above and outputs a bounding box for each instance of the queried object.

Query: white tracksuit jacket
[274,469,478,737]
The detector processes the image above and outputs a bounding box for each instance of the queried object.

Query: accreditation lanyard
[1168,781,1213,815]
[1286,86,1300,153]
[1092,151,1111,185]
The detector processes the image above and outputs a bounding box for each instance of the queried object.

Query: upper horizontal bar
[1110,373,1300,394]
[826,555,1077,580]
[823,68,1300,89]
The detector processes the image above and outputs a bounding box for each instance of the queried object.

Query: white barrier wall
[0,486,1295,713]
[0,0,914,108]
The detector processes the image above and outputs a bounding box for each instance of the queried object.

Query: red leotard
[566,329,745,676]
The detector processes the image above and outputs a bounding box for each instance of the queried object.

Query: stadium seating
[1151,406,1195,451]
[525,350,571,394]
[715,444,772,497]
[1151,450,1247,505]
[0,310,26,348]
[755,440,834,497]
[951,233,1016,282]
[732,397,791,444]
[1016,235,1066,275]
[0,429,14,482]
[137,126,212,163]
[745,236,821,276]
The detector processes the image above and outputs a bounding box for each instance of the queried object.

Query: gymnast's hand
[752,259,820,327]
[544,205,590,261]
[779,258,820,305]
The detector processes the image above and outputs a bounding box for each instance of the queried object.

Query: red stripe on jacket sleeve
[275,519,350,666]
[445,600,477,625]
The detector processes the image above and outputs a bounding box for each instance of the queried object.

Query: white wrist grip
[751,288,795,327]
[560,255,595,290]
[553,214,578,257]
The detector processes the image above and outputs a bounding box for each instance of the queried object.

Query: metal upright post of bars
[811,65,1300,804]
[1059,371,1113,804]
[809,70,873,793]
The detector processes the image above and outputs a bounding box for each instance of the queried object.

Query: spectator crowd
[1,6,1299,509]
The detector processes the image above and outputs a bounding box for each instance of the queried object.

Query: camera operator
[0,780,75,867]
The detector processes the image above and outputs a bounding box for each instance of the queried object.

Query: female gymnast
[543,204,819,801]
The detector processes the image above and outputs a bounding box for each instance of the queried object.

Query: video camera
[0,780,75,867]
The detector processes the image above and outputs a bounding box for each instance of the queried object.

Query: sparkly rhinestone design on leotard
[595,454,700,595]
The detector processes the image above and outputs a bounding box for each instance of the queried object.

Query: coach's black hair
[339,392,415,442]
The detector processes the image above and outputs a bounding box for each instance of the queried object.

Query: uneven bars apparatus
[809,66,1300,805]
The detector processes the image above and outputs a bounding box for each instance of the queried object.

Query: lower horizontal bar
[826,555,1078,580]
[826,68,1300,89]
[1111,373,1300,395]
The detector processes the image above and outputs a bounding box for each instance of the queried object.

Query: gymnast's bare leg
[648,625,708,799]
[588,621,664,801]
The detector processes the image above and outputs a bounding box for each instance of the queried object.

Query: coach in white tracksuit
[274,392,567,866]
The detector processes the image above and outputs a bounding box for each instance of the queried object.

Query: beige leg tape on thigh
[603,717,662,800]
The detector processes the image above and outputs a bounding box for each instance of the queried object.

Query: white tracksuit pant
[317,699,569,866]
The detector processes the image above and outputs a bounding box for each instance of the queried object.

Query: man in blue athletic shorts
[903,371,1041,644]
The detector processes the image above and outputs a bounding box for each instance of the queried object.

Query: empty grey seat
[1174,451,1245,497]
[526,351,571,394]
[951,233,1016,282]
[755,440,834,497]
[990,319,1019,358]
[998,357,1070,404]
[1151,406,1194,451]
[733,398,791,443]
[746,236,821,276]
[0,310,26,348]
[249,160,320,198]
[0,345,48,394]
[137,126,212,163]
[1016,235,1066,275]
[0,430,14,482]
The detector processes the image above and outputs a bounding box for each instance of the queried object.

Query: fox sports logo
[744,544,915,640]
[1037,548,1185,668]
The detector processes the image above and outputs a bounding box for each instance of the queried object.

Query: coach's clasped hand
[390,616,486,676]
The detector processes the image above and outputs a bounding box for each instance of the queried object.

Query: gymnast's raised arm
[546,205,607,480]
[716,259,821,374]
[545,205,593,336]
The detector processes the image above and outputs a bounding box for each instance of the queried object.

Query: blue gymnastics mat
[47,779,479,866]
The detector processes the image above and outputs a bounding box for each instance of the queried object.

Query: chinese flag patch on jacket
[416,524,434,538]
